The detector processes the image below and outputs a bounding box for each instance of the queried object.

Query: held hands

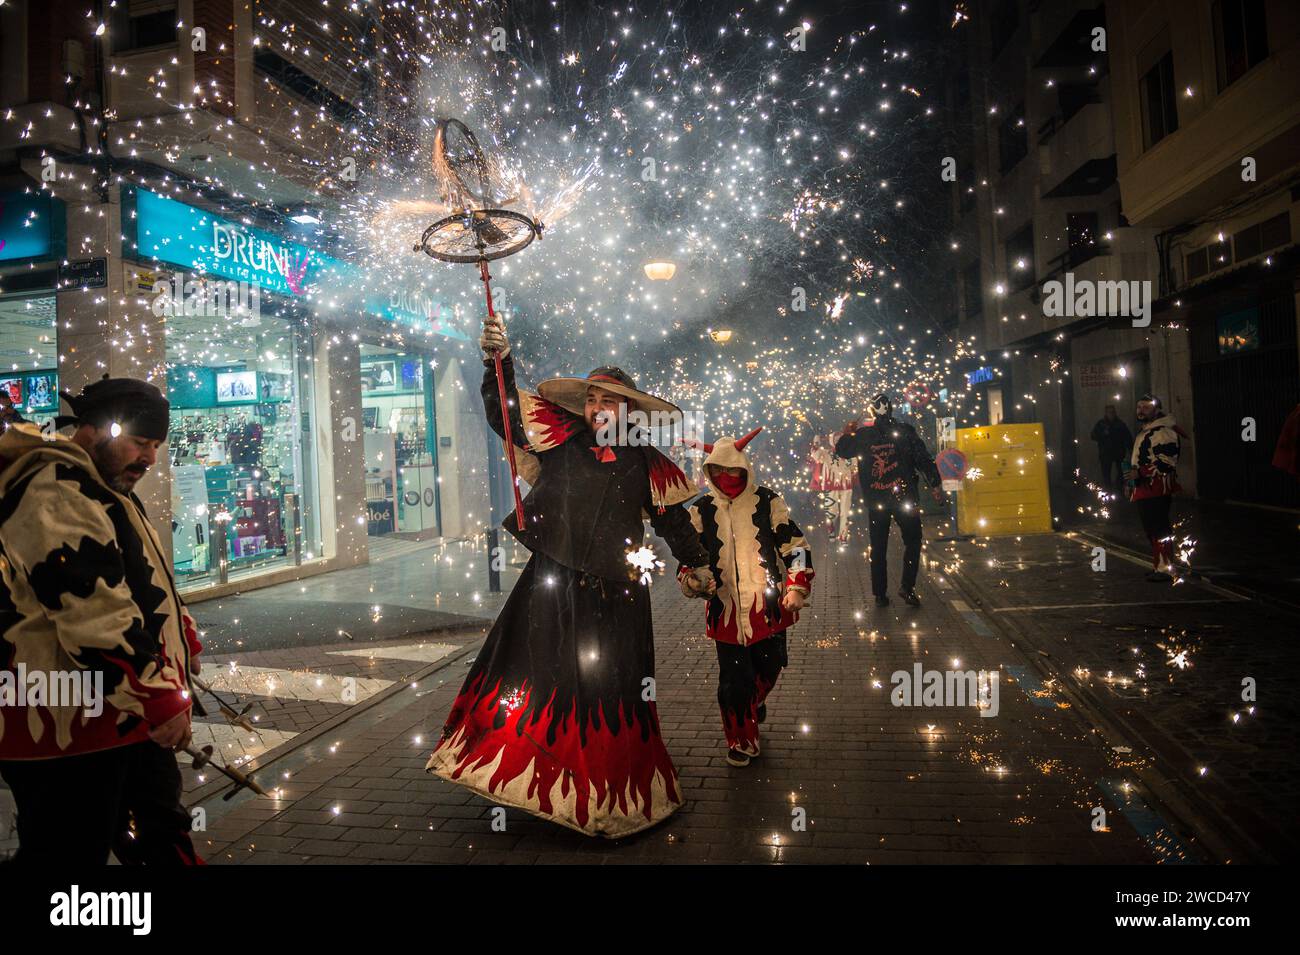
[480,315,510,360]
[149,708,192,751]
[681,567,717,599]
[781,589,807,612]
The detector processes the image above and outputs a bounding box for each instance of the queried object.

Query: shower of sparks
[627,546,664,585]
[12,0,998,485]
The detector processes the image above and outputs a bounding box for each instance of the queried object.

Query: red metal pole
[479,259,526,527]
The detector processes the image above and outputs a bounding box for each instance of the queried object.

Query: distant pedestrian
[1125,394,1184,582]
[824,431,856,542]
[835,392,946,607]
[1090,405,1132,495]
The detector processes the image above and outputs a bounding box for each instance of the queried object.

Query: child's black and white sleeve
[770,493,814,597]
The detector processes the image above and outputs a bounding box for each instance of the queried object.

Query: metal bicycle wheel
[433,118,493,206]
[414,208,542,263]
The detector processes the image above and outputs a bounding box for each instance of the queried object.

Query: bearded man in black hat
[0,376,205,864]
[426,316,716,838]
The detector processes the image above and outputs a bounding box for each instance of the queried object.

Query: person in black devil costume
[835,392,946,607]
[426,315,716,838]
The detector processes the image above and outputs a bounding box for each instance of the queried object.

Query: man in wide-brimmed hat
[426,315,715,838]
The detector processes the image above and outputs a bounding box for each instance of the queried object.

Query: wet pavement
[942,529,1300,862]
[178,521,1217,864]
[7,516,1286,863]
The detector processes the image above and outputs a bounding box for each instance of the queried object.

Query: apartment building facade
[1108,0,1300,509]
[950,0,1299,510]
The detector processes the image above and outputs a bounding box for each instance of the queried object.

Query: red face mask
[712,470,748,498]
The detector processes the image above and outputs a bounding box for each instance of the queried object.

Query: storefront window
[165,290,321,591]
[360,344,439,540]
[0,294,59,432]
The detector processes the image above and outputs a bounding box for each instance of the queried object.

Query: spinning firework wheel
[414,118,544,525]
[414,208,541,263]
[432,118,493,207]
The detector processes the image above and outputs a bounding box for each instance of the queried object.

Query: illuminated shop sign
[966,366,996,386]
[125,188,465,339]
[126,188,328,297]
[362,289,470,342]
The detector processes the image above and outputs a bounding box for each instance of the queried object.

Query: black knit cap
[55,376,170,441]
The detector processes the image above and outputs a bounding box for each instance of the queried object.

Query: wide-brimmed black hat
[537,366,681,417]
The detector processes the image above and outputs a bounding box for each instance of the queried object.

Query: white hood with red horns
[679,427,814,645]
[683,426,761,498]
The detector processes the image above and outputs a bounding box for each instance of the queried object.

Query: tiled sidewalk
[174,533,527,793]
[192,527,1178,865]
[182,632,485,791]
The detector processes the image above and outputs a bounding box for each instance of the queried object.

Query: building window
[360,345,440,539]
[1214,0,1268,91]
[991,0,1019,59]
[1005,223,1035,291]
[0,295,59,431]
[998,103,1028,175]
[1185,236,1233,282]
[963,259,983,319]
[113,2,178,54]
[166,297,321,592]
[1066,212,1101,268]
[1232,211,1291,262]
[1139,51,1178,149]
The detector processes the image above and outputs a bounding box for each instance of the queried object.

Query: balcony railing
[1037,87,1103,147]
[1040,241,1113,283]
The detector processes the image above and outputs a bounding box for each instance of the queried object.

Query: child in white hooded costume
[678,428,815,765]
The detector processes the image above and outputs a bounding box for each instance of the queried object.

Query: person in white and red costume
[823,431,856,542]
[678,428,814,766]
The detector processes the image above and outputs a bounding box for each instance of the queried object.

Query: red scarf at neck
[713,471,747,498]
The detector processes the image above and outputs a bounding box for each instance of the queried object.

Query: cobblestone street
[172,516,1272,865]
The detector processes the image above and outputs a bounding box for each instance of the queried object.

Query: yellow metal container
[955,423,1052,536]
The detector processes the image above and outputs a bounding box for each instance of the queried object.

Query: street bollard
[212,509,231,585]
[487,527,501,593]
[286,491,303,565]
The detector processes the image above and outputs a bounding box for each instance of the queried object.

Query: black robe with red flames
[425,356,708,838]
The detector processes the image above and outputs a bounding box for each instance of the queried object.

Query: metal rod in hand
[191,675,257,733]
[184,744,269,797]
[479,258,525,527]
